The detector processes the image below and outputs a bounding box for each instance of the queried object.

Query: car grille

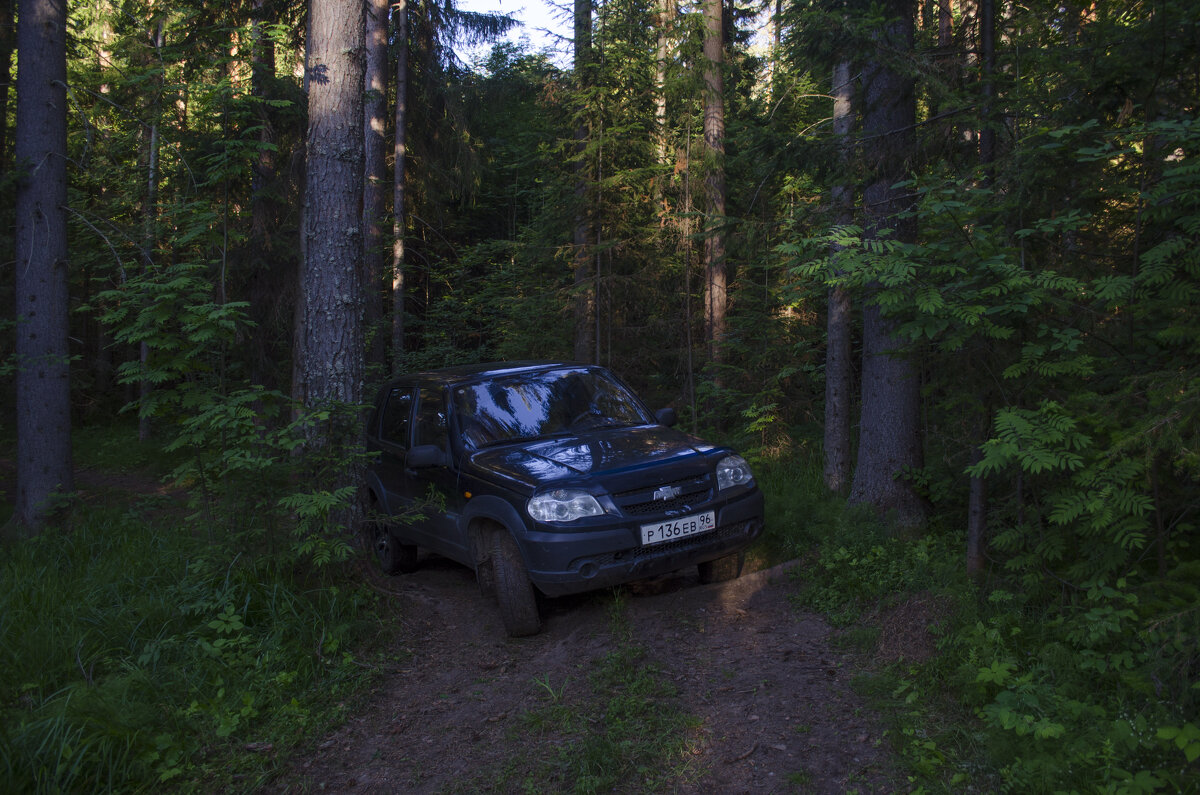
[612,473,712,516]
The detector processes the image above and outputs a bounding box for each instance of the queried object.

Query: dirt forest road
[274,558,900,794]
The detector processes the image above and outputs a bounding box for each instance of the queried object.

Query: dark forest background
[2,0,1199,790]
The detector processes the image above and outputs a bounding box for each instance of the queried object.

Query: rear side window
[380,388,413,447]
[414,388,449,450]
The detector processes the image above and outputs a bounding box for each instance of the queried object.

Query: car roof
[379,360,590,390]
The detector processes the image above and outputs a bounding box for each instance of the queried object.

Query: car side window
[380,388,413,447]
[414,388,449,450]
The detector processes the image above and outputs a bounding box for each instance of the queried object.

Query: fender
[363,468,393,515]
[459,494,531,567]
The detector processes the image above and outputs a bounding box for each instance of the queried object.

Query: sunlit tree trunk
[824,59,854,494]
[364,0,388,370]
[653,0,674,168]
[391,0,409,375]
[701,0,726,375]
[849,0,925,528]
[14,0,72,531]
[302,0,365,410]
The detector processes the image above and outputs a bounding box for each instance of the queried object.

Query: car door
[373,385,427,544]
[408,386,470,563]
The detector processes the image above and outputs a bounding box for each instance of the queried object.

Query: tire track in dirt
[273,559,898,793]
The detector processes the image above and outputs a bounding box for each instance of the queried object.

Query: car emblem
[653,485,682,501]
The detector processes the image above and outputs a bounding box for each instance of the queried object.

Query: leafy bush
[0,500,379,792]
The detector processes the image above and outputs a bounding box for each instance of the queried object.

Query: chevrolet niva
[363,361,764,636]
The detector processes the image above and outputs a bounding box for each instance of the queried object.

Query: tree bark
[701,0,727,374]
[391,0,409,375]
[14,0,72,531]
[979,0,996,175]
[572,0,595,364]
[849,0,925,529]
[966,443,987,576]
[138,19,164,443]
[303,0,366,410]
[824,59,854,494]
[364,0,388,370]
[246,0,289,389]
[654,0,674,169]
[967,0,996,569]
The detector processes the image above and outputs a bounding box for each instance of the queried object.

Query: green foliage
[0,501,378,792]
[938,575,1200,792]
[784,504,1200,792]
[788,506,957,628]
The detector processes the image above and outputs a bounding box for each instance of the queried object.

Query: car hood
[467,425,716,488]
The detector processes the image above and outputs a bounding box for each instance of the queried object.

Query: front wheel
[490,531,541,637]
[698,552,742,583]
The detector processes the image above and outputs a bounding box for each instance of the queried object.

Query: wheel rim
[373,524,392,565]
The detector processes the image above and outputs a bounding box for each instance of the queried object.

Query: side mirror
[407,444,449,469]
[655,407,678,427]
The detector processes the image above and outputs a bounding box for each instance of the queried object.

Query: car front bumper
[523,488,765,597]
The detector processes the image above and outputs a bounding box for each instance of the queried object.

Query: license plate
[640,511,716,546]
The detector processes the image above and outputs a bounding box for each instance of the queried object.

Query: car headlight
[716,455,754,491]
[528,489,605,523]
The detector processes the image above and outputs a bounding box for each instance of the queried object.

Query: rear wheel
[490,531,541,637]
[366,516,418,575]
[698,552,742,583]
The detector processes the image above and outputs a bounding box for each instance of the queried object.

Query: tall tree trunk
[245,0,289,389]
[701,0,727,375]
[391,0,409,375]
[572,0,595,363]
[653,0,673,169]
[14,0,72,531]
[849,0,925,529]
[967,0,996,571]
[364,0,388,370]
[291,4,312,411]
[979,0,996,174]
[138,18,164,443]
[769,0,782,101]
[824,59,854,493]
[966,441,987,575]
[303,0,365,411]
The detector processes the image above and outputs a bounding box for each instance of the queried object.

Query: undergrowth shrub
[940,573,1200,793]
[770,468,1199,792]
[0,502,379,792]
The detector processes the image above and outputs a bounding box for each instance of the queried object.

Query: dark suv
[363,361,764,636]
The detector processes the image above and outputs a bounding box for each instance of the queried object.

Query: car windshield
[452,368,652,448]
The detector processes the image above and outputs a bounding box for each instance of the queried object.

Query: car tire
[476,553,497,600]
[368,518,418,575]
[698,552,741,583]
[490,530,541,637]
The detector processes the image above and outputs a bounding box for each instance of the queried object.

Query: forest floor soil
[269,554,908,794]
[1,460,915,793]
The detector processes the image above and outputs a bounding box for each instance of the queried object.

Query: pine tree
[13,0,72,531]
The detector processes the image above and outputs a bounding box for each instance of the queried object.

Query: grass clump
[0,424,382,793]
